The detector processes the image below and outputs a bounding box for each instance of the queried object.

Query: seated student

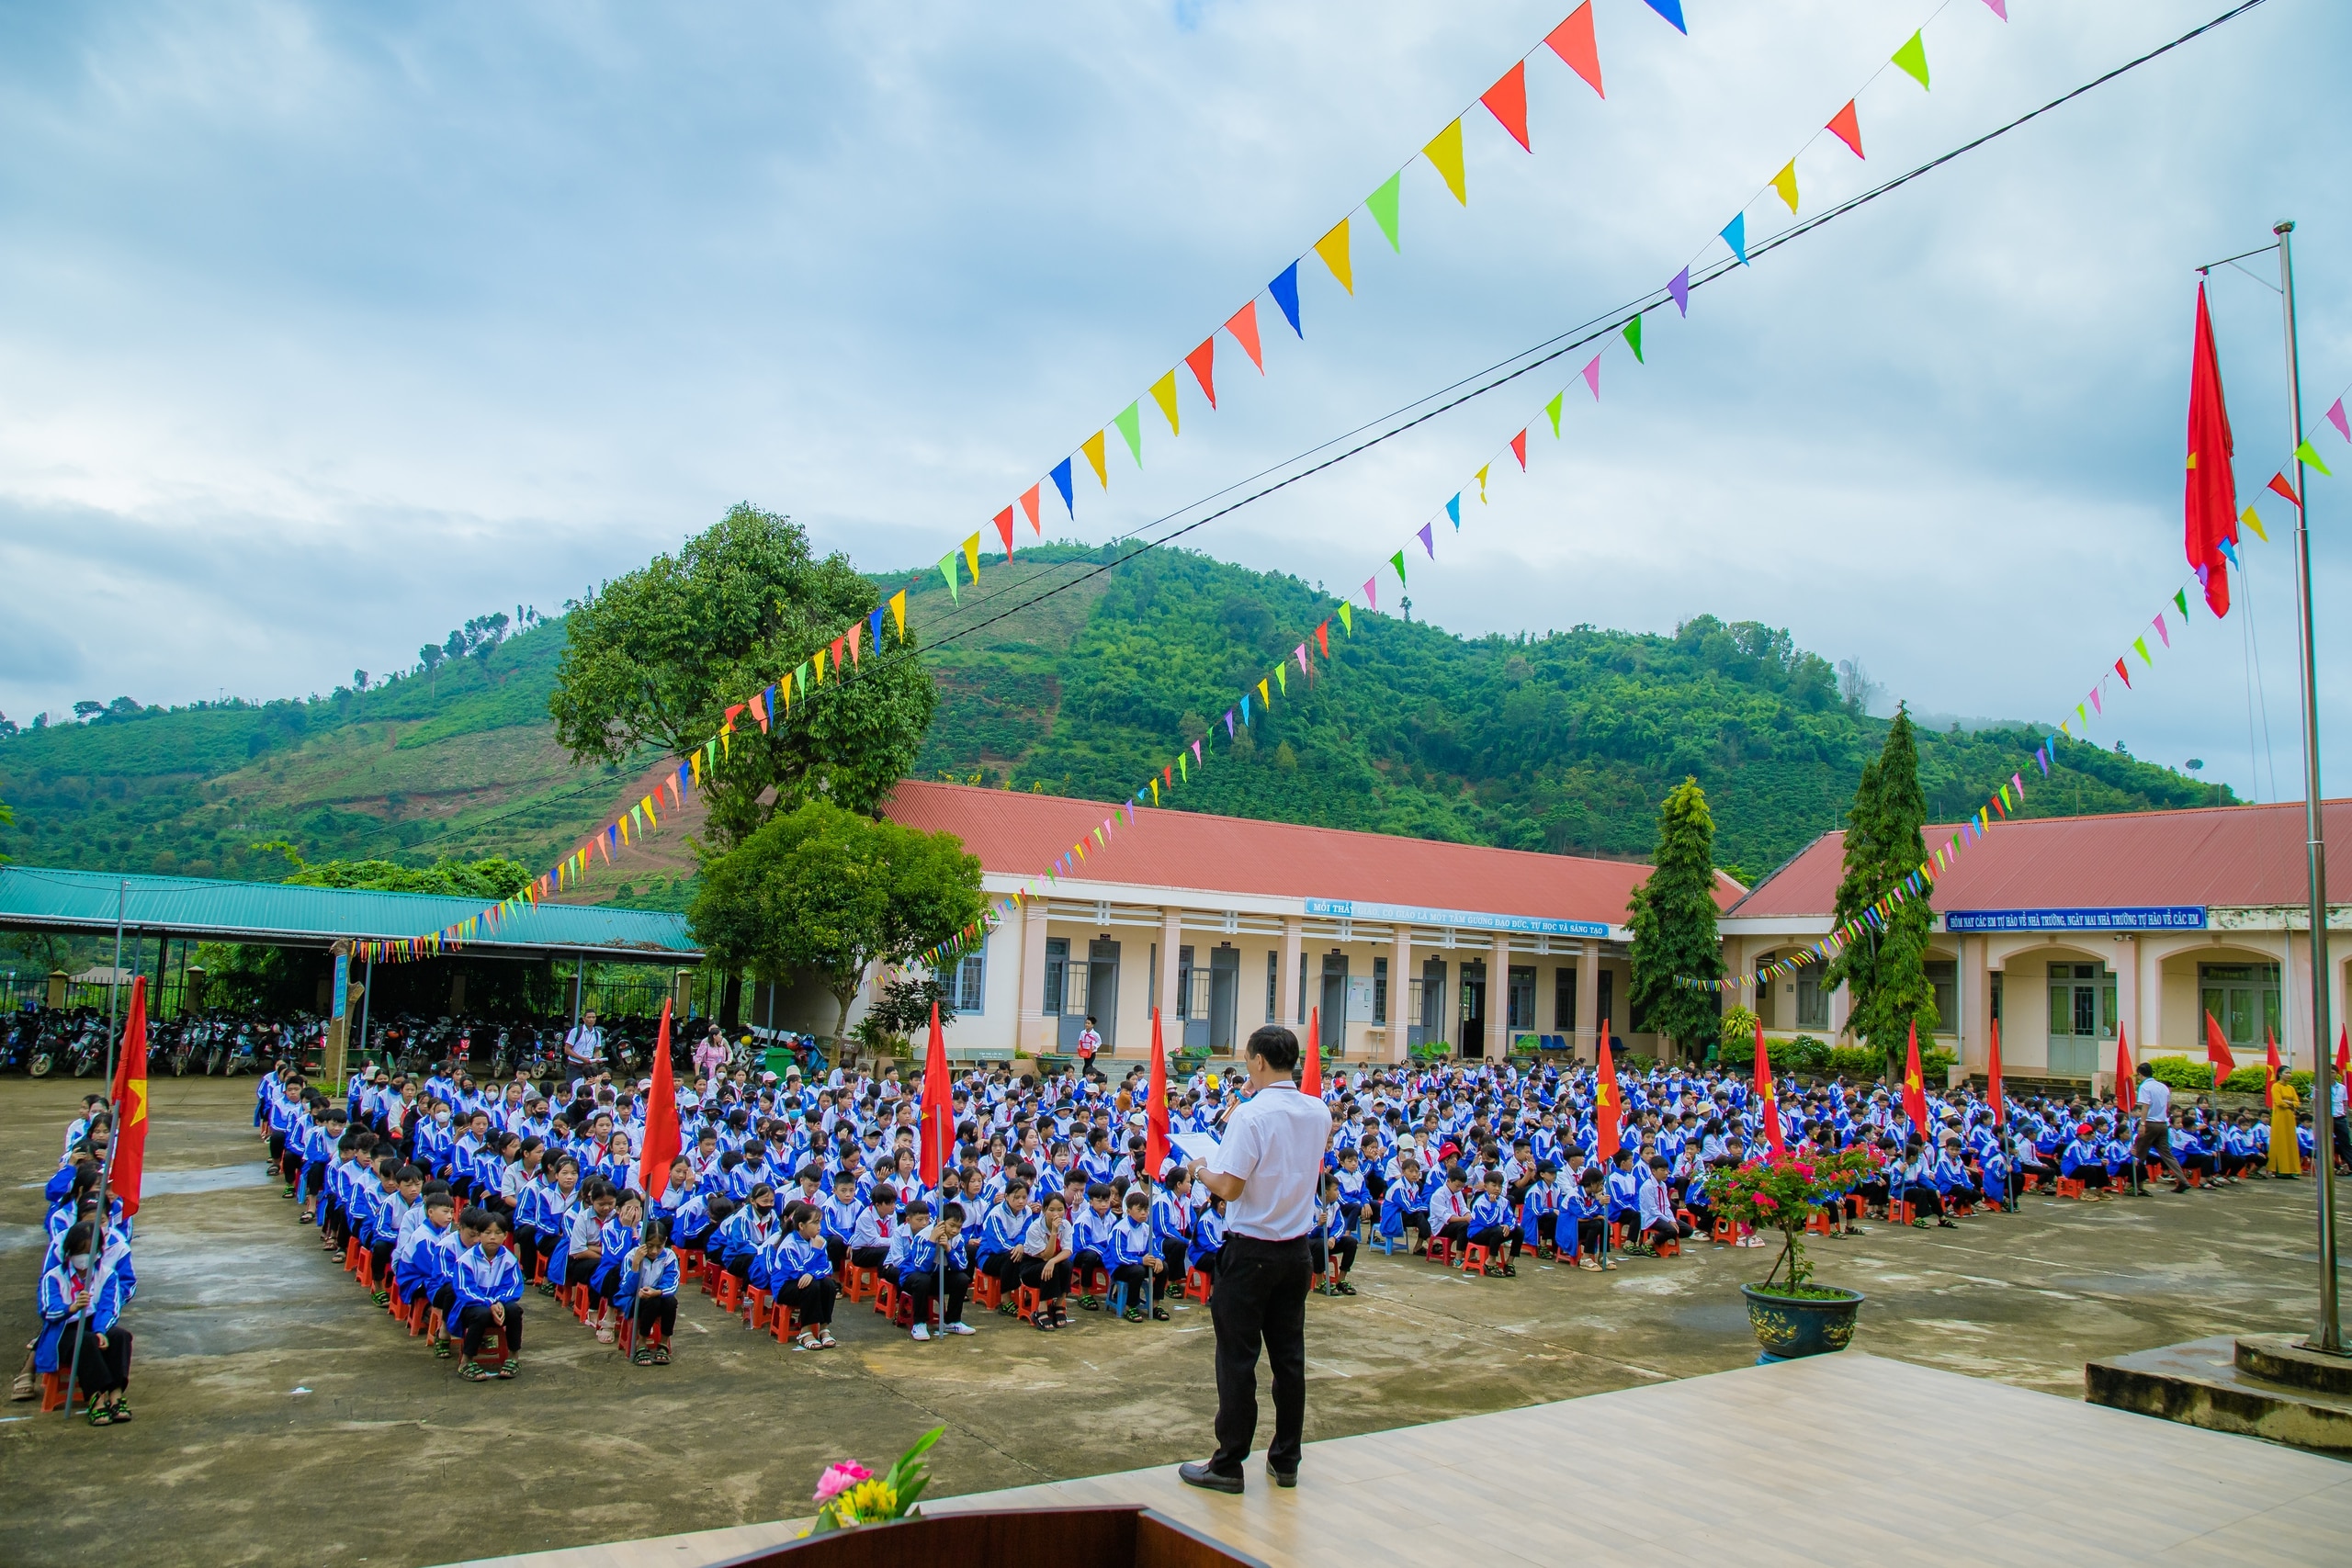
[1602,1149,1643,1236]
[716,1182,779,1291]
[368,1163,424,1305]
[770,1201,840,1350]
[1678,1152,1717,1235]
[819,1171,863,1278]
[2171,1120,2221,1187]
[37,1219,135,1427]
[395,1190,458,1314]
[1519,1160,1562,1258]
[894,1201,977,1341]
[1624,1156,1693,1258]
[1108,1188,1170,1322]
[1148,1168,1194,1296]
[847,1183,898,1277]
[1016,1191,1076,1332]
[560,1179,619,1317]
[1567,1167,1612,1271]
[1069,1182,1119,1310]
[616,1217,683,1365]
[1331,1147,1369,1238]
[1312,1174,1359,1295]
[1427,1166,1475,1256]
[1889,1137,1948,1226]
[450,1207,524,1382]
[521,1156,581,1291]
[1933,1136,1983,1218]
[977,1180,1032,1307]
[1468,1170,1517,1276]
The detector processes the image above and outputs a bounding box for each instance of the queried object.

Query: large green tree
[549,504,936,850]
[687,800,983,1047]
[1626,776,1724,1058]
[1824,705,1939,1059]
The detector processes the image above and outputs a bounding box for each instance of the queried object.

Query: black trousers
[633,1293,677,1337]
[900,1267,968,1325]
[63,1325,132,1394]
[1020,1256,1071,1300]
[777,1278,838,1326]
[457,1302,521,1358]
[1208,1234,1311,1477]
[1309,1235,1358,1276]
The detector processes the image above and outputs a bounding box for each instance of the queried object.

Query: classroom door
[1459,961,1487,1058]
[1319,954,1348,1053]
[1208,947,1239,1050]
[1086,940,1120,1052]
[2043,962,2111,1078]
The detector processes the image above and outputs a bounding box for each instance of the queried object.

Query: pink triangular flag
[1581,355,1602,399]
[2327,397,2349,443]
[1363,577,1378,612]
[2154,613,2170,649]
[1981,0,2007,17]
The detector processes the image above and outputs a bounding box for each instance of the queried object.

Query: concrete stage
[459,1352,2352,1568]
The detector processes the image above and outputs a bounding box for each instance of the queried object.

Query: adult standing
[1181,1024,1331,1495]
[692,1023,729,1086]
[2269,1072,2304,1178]
[563,1010,605,1072]
[2129,1062,2188,1195]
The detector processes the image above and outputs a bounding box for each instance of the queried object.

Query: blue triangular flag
[2217,536,2240,567]
[1721,213,1748,265]
[1644,0,1688,32]
[868,606,884,650]
[1050,458,1075,517]
[1445,493,1461,529]
[1269,263,1303,338]
[1668,266,1690,317]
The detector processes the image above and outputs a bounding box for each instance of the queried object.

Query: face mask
[435,1112,453,1126]
[69,1253,93,1269]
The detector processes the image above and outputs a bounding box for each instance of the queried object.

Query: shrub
[2219,1064,2313,1097]
[1720,1007,1759,1052]
[1826,1045,1883,1077]
[1706,1145,1884,1294]
[2145,1054,2222,1091]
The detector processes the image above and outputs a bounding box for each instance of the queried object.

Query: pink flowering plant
[808,1426,944,1534]
[1704,1145,1883,1298]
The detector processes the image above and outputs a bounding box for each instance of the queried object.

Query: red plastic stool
[1459,1243,1493,1276]
[1185,1268,1214,1303]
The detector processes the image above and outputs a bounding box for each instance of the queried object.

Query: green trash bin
[763,1046,797,1079]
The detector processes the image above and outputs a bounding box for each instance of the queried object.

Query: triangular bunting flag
[1418,521,1435,558]
[1114,402,1143,467]
[2154,613,2169,648]
[889,590,908,639]
[1020,483,1041,534]
[1547,3,1604,98]
[1623,313,1644,362]
[1582,354,1601,399]
[1227,299,1265,370]
[2240,505,2267,541]
[1424,118,1466,205]
[1314,219,1353,294]
[2267,471,2300,506]
[1510,429,1528,469]
[1149,370,1182,434]
[1363,578,1376,612]
[1644,0,1687,33]
[2326,397,2348,442]
[1337,601,1351,634]
[1051,457,1076,515]
[1475,463,1490,500]
[993,506,1015,556]
[2114,657,2132,689]
[1544,390,1564,435]
[1269,262,1302,337]
[1366,172,1401,253]
[2133,635,2152,666]
[1185,337,1217,409]
[938,551,960,603]
[1826,100,1864,159]
[1481,60,1530,152]
[1389,549,1407,587]
[1668,265,1690,316]
[1445,493,1461,528]
[1770,160,1798,213]
[1081,430,1108,487]
[962,533,981,583]
[1892,30,1929,89]
[1722,213,1748,265]
[2296,440,2332,476]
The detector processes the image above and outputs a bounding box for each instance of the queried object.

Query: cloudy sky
[2,0,2345,805]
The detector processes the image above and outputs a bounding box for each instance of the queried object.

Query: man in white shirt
[564,1011,605,1070]
[2129,1063,2188,1195]
[1179,1024,1331,1496]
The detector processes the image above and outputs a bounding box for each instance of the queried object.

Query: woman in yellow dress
[2269,1074,2303,1177]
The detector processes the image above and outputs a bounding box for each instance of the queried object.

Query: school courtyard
[1,1075,2333,1568]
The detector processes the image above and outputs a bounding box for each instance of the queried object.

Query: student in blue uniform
[1017,1191,1075,1332]
[770,1201,840,1350]
[1312,1174,1359,1294]
[1108,1189,1170,1322]
[616,1217,681,1365]
[1468,1170,1517,1276]
[37,1220,135,1426]
[896,1201,976,1341]
[449,1208,524,1382]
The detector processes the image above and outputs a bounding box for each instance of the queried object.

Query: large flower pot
[715,1506,1266,1568]
[1741,1283,1864,1363]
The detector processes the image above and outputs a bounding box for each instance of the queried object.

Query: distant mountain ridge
[0,543,2229,903]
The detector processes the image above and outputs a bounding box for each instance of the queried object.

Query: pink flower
[1792,1162,1815,1178]
[1753,1194,1780,1212]
[814,1462,873,1504]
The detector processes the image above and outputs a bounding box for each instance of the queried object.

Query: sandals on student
[459,1363,490,1382]
[10,1371,34,1403]
[1577,1257,1601,1271]
[1035,1314,1057,1332]
[1335,1280,1357,1295]
[1151,1307,1171,1322]
[1499,1265,1519,1279]
[633,1347,656,1365]
[814,1332,835,1349]
[594,1326,616,1344]
[109,1399,133,1422]
[431,1338,454,1359]
[1123,1307,1146,1323]
[494,1361,517,1379]
[86,1401,114,1426]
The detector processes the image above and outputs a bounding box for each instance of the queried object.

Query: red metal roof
[1728,798,2352,919]
[882,779,1745,926]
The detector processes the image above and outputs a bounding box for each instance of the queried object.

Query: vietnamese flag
[2204,1010,2238,1090]
[638,998,681,1200]
[1593,1022,1621,1161]
[1901,1020,1930,1136]
[1752,1016,1782,1156]
[919,1001,953,1188]
[108,976,151,1217]
[1145,1008,1170,1182]
[2115,1023,2136,1116]
[1303,1005,1322,1099]
[2265,1031,2282,1110]
[1986,1019,2006,1128]
[2185,280,2239,617]
[2338,1024,2348,1078]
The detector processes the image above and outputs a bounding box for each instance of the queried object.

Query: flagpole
[66,880,130,1418]
[2273,220,2340,1355]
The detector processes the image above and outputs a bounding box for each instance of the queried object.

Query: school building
[1722,798,2352,1077]
[877,780,1745,1065]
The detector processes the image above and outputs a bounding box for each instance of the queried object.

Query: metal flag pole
[2273,220,2340,1355]
[65,879,130,1418]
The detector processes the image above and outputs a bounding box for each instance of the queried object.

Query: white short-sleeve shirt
[1208,1082,1332,1242]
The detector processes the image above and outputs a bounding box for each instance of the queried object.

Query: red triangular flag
[639,999,681,1201]
[2337,1024,2348,1077]
[2266,1030,2281,1107]
[1185,337,1217,409]
[1826,99,1864,158]
[1546,2,1604,98]
[1510,429,1528,470]
[2115,1023,2137,1115]
[1902,1020,1929,1134]
[1593,1022,1620,1159]
[2114,657,2132,689]
[1147,1008,1170,1180]
[1482,59,1531,152]
[1226,300,1264,373]
[1020,484,1042,534]
[1753,1016,1782,1156]
[1986,1018,2006,1127]
[1314,620,1329,658]
[1303,1005,1322,1097]
[109,976,151,1217]
[2204,1010,2238,1089]
[2267,471,2301,507]
[920,1002,952,1187]
[2186,281,2239,615]
[993,506,1016,556]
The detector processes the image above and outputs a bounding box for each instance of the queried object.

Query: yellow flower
[837,1480,899,1523]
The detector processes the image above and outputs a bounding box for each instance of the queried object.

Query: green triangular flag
[1366,171,1402,253]
[1623,313,1644,364]
[1891,30,1929,90]
[2296,440,2332,477]
[938,551,960,604]
[1544,390,1564,437]
[1389,548,1406,588]
[1337,601,1352,634]
[1114,401,1144,467]
[1275,662,1287,694]
[2173,587,2188,616]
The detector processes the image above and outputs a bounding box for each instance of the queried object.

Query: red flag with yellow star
[1900,1020,1929,1137]
[109,976,151,1216]
[1593,1022,1621,1160]
[1753,1016,1784,1156]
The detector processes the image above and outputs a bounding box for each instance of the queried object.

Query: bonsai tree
[1705,1145,1883,1295]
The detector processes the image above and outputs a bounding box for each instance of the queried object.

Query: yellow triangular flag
[2240,504,2268,542]
[1771,161,1799,213]
[889,589,908,639]
[1315,218,1353,295]
[1081,430,1108,487]
[1258,678,1270,706]
[962,533,981,582]
[1424,118,1466,205]
[1149,370,1181,435]
[1475,464,1490,501]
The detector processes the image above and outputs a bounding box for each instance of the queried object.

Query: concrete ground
[0,1077,2331,1568]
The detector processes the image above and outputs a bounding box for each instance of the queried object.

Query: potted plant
[1705,1145,1883,1363]
[808,1426,943,1534]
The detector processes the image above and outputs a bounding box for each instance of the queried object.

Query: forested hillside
[0,542,2228,896]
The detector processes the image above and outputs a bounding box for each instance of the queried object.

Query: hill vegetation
[0,539,2231,901]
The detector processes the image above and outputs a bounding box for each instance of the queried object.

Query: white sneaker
[944,1320,976,1336]
[910,1323,931,1341]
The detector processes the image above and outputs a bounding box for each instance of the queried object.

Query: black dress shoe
[1269,1465,1297,1489]
[1179,1461,1244,1494]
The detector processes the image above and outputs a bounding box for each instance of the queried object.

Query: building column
[1389,926,1413,1064]
[1962,935,1993,1073]
[1827,977,1851,1043]
[1488,931,1511,1060]
[1157,907,1182,1055]
[1577,939,1600,1063]
[2114,935,2143,1055]
[1018,899,1050,1058]
[1279,916,1304,1037]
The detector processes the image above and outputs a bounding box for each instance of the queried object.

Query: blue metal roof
[0,864,697,958]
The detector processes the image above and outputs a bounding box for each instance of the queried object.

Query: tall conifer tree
[1627,777,1724,1059]
[1826,705,1939,1062]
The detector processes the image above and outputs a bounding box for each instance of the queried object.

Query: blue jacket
[451,1243,524,1313]
[35,1240,133,1375]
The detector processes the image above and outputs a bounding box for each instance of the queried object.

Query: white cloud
[0,0,2345,807]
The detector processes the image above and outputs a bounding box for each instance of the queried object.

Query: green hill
[0,544,2229,899]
